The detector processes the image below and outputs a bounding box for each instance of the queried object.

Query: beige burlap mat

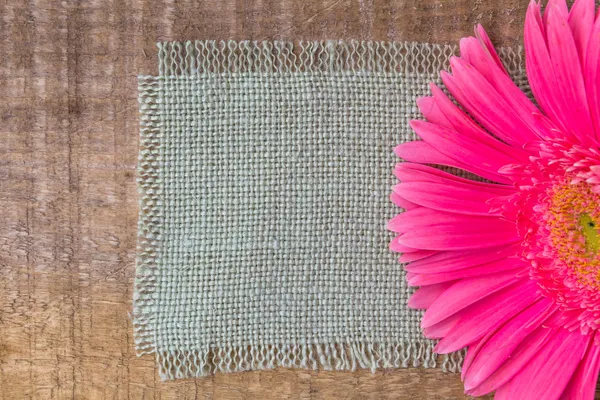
[134,40,526,380]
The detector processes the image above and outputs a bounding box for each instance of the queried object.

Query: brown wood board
[1,0,597,398]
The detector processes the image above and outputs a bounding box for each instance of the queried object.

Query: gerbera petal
[407,282,454,309]
[394,141,479,172]
[462,336,490,383]
[416,96,452,128]
[409,120,518,182]
[394,211,519,251]
[423,313,460,339]
[390,191,418,210]
[568,0,595,65]
[421,270,523,328]
[463,297,557,392]
[397,250,439,263]
[524,0,595,145]
[406,257,526,286]
[404,243,520,274]
[467,325,557,397]
[546,2,596,146]
[394,140,511,184]
[525,1,574,139]
[388,207,512,234]
[389,236,421,253]
[544,0,569,25]
[442,62,540,148]
[531,0,547,37]
[560,340,600,400]
[474,24,508,73]
[434,279,539,353]
[389,208,463,233]
[393,181,504,216]
[494,330,590,400]
[584,14,600,139]
[393,163,514,193]
[458,30,558,141]
[396,229,519,252]
[427,83,531,161]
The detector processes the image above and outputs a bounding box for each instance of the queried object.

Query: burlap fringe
[157,39,524,76]
[134,75,162,355]
[155,341,465,380]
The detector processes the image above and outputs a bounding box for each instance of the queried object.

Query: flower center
[547,182,600,290]
[580,214,600,253]
[507,139,600,334]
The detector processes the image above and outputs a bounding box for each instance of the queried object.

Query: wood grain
[0,0,594,399]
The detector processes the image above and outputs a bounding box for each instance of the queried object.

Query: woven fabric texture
[135,41,528,380]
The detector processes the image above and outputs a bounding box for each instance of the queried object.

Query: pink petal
[404,243,520,274]
[423,313,460,339]
[416,96,452,128]
[407,282,454,309]
[467,325,556,397]
[475,24,507,74]
[409,120,517,183]
[390,235,421,253]
[568,0,595,65]
[393,162,514,194]
[388,207,511,234]
[531,0,546,37]
[406,257,526,286]
[428,83,530,162]
[525,0,593,141]
[394,140,511,184]
[445,57,541,147]
[395,210,519,251]
[543,0,569,28]
[463,297,557,392]
[390,191,419,210]
[546,2,596,146]
[398,250,439,263]
[584,13,600,140]
[421,271,523,328]
[560,341,600,400]
[524,0,579,143]
[542,308,570,329]
[462,331,497,382]
[459,31,558,141]
[393,141,448,163]
[393,181,503,216]
[434,279,539,353]
[494,330,590,400]
[395,141,476,171]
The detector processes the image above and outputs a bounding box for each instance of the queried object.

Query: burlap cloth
[134,40,527,380]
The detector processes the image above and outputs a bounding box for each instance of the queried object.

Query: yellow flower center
[547,182,600,288]
[580,213,600,253]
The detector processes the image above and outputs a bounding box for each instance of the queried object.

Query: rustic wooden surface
[1,0,596,399]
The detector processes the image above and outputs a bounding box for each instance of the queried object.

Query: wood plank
[0,0,593,399]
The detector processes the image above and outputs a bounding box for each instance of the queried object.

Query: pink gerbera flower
[389,0,600,399]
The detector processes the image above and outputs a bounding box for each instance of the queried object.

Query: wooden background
[1,0,595,399]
